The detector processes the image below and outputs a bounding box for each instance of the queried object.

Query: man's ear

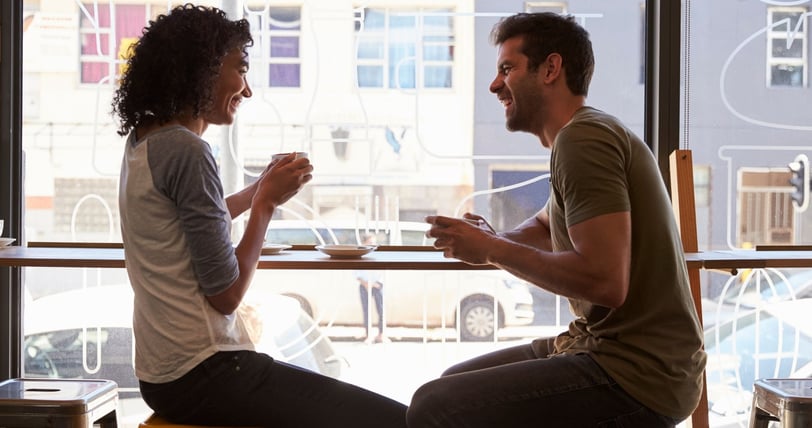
[543,53,563,83]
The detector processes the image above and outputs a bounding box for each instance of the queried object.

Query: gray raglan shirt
[119,125,253,384]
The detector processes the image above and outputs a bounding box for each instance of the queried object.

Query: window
[738,169,794,246]
[354,8,454,89]
[245,6,302,88]
[767,6,808,87]
[525,2,567,13]
[78,3,166,85]
[18,1,807,427]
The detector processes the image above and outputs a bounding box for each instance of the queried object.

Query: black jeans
[407,339,681,428]
[140,350,407,428]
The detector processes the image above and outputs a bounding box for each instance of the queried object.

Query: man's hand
[425,214,498,265]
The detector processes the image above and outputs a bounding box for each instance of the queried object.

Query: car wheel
[459,297,501,342]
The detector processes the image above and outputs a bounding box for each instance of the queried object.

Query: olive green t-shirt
[547,107,706,419]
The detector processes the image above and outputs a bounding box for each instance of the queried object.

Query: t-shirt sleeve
[554,124,631,228]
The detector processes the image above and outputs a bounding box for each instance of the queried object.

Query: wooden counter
[4,244,812,271]
[0,244,493,270]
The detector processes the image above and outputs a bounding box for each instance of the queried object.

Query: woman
[113,4,407,427]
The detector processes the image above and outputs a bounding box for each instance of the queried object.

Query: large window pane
[21,1,647,426]
[246,5,302,88]
[685,1,812,426]
[355,8,454,89]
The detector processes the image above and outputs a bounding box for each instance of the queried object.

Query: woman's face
[204,48,252,126]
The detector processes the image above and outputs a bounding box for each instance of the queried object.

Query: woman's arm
[207,155,313,314]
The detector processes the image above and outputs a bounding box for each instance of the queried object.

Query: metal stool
[0,378,118,427]
[749,378,812,427]
[139,413,260,428]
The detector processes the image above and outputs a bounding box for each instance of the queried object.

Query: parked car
[265,219,434,247]
[23,284,344,426]
[703,298,812,427]
[258,220,535,341]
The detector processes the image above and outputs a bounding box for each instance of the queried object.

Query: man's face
[489,37,544,135]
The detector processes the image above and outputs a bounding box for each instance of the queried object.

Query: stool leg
[748,405,776,428]
[96,410,118,428]
[781,408,812,428]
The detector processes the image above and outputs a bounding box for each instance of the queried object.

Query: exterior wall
[21,0,476,239]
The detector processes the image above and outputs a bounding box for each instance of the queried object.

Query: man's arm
[428,210,631,308]
[499,207,552,251]
[490,211,631,308]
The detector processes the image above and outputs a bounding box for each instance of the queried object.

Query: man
[407,13,705,428]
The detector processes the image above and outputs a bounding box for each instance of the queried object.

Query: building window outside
[767,6,808,88]
[245,6,302,88]
[524,2,567,13]
[354,8,454,89]
[78,3,165,85]
[738,169,794,246]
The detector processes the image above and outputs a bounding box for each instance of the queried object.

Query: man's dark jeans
[407,340,681,427]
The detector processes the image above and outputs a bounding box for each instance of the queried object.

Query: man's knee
[407,380,451,427]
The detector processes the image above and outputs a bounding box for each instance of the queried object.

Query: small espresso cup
[272,152,308,162]
[0,219,4,236]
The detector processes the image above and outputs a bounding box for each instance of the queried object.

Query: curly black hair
[112,3,253,136]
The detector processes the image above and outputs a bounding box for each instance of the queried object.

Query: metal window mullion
[416,10,424,88]
[644,0,681,183]
[383,10,392,88]
[0,0,24,382]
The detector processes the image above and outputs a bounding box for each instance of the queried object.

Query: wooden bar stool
[0,378,118,427]
[749,378,812,428]
[139,413,260,428]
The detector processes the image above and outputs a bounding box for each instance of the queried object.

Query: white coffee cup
[272,152,308,162]
[0,219,4,236]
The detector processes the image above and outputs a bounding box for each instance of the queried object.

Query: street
[325,326,548,404]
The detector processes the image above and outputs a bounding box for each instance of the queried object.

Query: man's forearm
[500,217,552,251]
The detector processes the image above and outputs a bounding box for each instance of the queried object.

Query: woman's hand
[252,153,313,214]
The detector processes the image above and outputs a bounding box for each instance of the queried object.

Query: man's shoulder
[570,106,622,127]
[559,107,639,147]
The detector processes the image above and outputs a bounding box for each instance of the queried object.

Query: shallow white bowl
[261,243,292,255]
[315,244,377,259]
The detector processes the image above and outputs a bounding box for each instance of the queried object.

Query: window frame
[0,0,680,381]
[524,2,567,14]
[245,5,303,89]
[354,7,455,90]
[766,6,808,88]
[77,2,166,86]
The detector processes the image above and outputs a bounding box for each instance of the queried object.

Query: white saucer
[315,244,377,259]
[261,243,292,255]
[0,237,16,247]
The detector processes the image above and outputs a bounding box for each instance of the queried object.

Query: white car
[23,284,344,426]
[259,220,535,341]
